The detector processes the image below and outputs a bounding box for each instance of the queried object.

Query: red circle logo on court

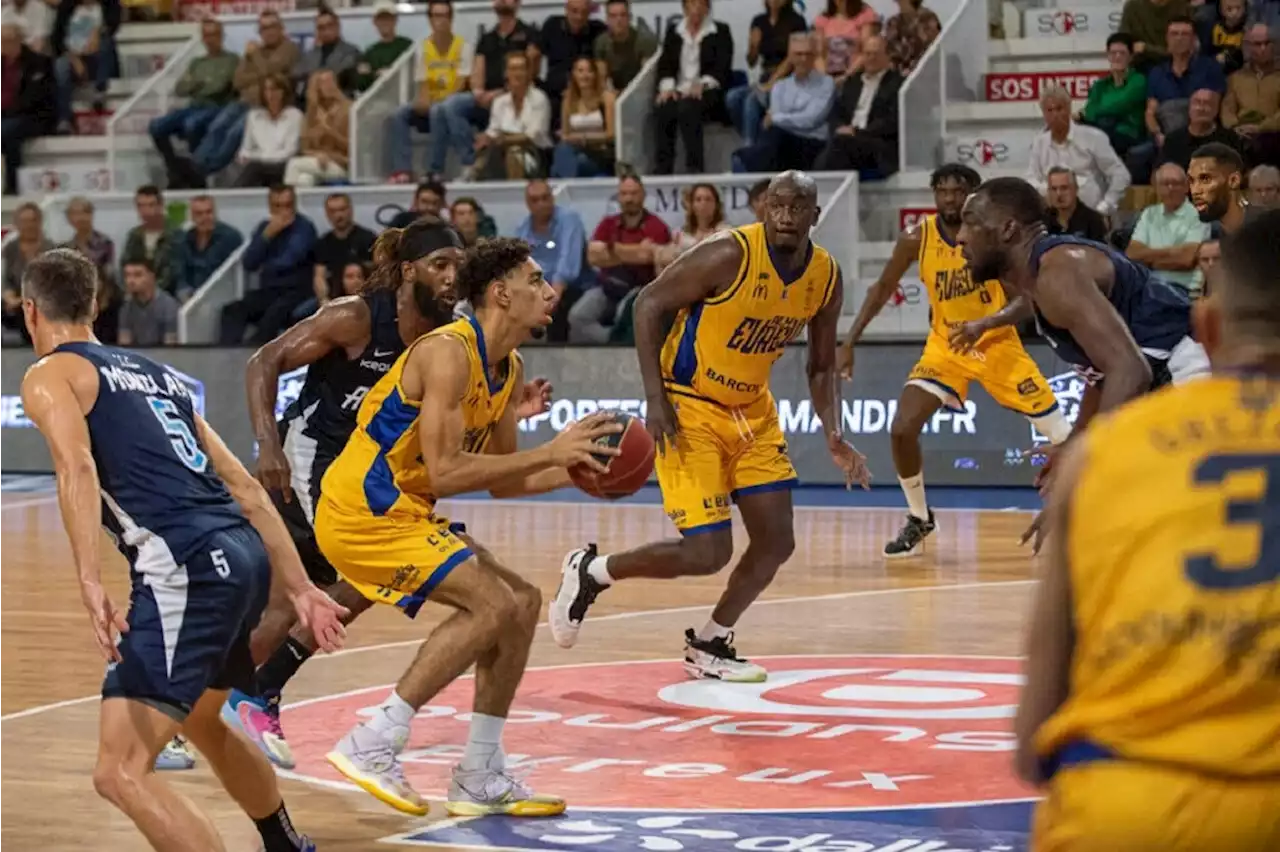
[285,655,1034,810]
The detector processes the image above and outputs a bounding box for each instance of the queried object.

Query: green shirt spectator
[1083,70,1148,142]
[593,0,658,91]
[174,48,240,107]
[358,3,413,91]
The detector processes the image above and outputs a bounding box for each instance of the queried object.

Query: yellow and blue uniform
[908,215,1058,416]
[316,316,520,616]
[1033,374,1280,851]
[422,34,465,104]
[656,223,838,533]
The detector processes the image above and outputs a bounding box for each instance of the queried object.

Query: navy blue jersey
[1028,234,1193,383]
[54,342,245,568]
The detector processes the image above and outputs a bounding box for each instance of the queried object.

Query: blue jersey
[1028,234,1193,384]
[54,342,246,569]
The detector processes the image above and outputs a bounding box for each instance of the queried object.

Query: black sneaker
[683,628,767,682]
[883,510,937,559]
[548,544,606,649]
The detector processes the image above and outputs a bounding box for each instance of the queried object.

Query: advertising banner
[0,345,1083,486]
[984,71,1107,102]
[1022,7,1122,39]
[943,129,1042,170]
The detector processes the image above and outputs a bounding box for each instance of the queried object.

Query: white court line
[0,580,1035,723]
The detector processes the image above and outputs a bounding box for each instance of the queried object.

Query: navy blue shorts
[103,524,271,721]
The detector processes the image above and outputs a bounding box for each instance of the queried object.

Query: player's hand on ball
[550,411,623,472]
[645,394,679,455]
[81,582,128,663]
[516,377,553,420]
[947,320,986,354]
[828,433,872,490]
[290,586,348,653]
[256,443,294,503]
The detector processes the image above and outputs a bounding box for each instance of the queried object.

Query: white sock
[461,712,507,771]
[367,690,415,736]
[697,619,733,642]
[588,554,614,586]
[899,473,928,519]
[1028,407,1072,445]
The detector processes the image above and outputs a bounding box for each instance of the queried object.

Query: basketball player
[221,218,551,770]
[1014,208,1280,851]
[1189,142,1262,237]
[956,177,1210,548]
[317,237,621,816]
[549,171,870,683]
[18,249,347,852]
[838,164,1070,558]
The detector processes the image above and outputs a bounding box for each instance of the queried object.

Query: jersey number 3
[1185,453,1280,590]
[148,396,208,473]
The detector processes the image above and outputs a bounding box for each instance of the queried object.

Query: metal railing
[177,241,248,344]
[614,52,661,175]
[106,36,203,189]
[896,0,989,172]
[348,41,418,184]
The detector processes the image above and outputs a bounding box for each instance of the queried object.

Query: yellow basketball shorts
[1034,760,1280,851]
[314,498,472,618]
[655,388,797,535]
[907,332,1058,417]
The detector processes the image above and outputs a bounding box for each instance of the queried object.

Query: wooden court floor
[1,491,1040,851]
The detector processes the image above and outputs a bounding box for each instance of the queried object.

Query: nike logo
[372,349,395,358]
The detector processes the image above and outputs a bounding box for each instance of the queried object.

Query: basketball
[568,412,655,499]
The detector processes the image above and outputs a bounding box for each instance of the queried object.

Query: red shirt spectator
[589,175,672,290]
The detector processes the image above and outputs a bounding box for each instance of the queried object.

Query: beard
[939,211,963,229]
[1197,193,1230,222]
[968,254,1003,283]
[414,283,457,327]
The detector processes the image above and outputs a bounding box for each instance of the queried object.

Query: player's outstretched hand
[645,393,680,455]
[947,320,987,354]
[256,443,294,503]
[1020,510,1049,554]
[837,342,855,381]
[290,586,348,653]
[828,433,872,491]
[549,411,623,472]
[81,582,128,663]
[516,377,554,420]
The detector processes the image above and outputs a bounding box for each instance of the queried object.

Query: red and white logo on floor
[284,655,1035,810]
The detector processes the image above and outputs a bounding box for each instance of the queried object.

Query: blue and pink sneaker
[221,689,295,769]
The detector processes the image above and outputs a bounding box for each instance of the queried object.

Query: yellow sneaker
[446,765,566,817]
[326,724,428,817]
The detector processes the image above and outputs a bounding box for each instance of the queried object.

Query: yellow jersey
[659,223,839,408]
[1036,373,1280,779]
[320,316,521,519]
[422,34,465,104]
[917,214,1017,344]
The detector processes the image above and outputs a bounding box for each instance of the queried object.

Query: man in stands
[1247,163,1280,205]
[1145,16,1227,148]
[1159,88,1244,169]
[1126,162,1212,296]
[172,195,243,301]
[1,22,55,196]
[312,193,375,307]
[390,180,448,228]
[118,260,180,347]
[515,179,588,341]
[295,7,361,97]
[1045,167,1109,241]
[1027,84,1131,220]
[733,32,833,173]
[541,0,606,125]
[594,0,657,92]
[356,2,412,91]
[1119,0,1191,70]
[120,185,181,297]
[1222,23,1280,167]
[813,35,901,177]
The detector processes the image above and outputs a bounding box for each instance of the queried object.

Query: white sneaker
[154,736,196,771]
[325,724,426,816]
[548,544,606,649]
[446,761,566,817]
[683,628,767,683]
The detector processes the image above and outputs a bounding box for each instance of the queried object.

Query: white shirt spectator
[852,68,887,130]
[485,86,552,149]
[1027,121,1131,216]
[238,105,304,164]
[2,0,51,48]
[659,15,719,95]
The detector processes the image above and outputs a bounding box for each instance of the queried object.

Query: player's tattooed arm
[1014,438,1083,786]
[840,227,921,378]
[245,297,372,499]
[487,358,574,498]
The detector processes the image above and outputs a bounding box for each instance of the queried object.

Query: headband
[402,224,464,261]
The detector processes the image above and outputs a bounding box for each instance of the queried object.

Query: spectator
[312,192,375,303]
[3,202,54,297]
[389,180,447,228]
[1159,88,1243,169]
[1145,16,1227,147]
[219,184,317,345]
[295,7,361,97]
[172,195,242,301]
[120,185,179,295]
[726,0,808,147]
[655,183,732,273]
[814,0,879,82]
[1119,0,1191,69]
[580,174,671,342]
[541,0,606,121]
[515,178,587,341]
[1251,0,1280,31]
[814,35,901,177]
[1081,33,1149,163]
[1027,84,1131,218]
[476,52,552,180]
[150,19,238,190]
[594,0,657,92]
[1222,23,1280,166]
[284,69,351,186]
[53,0,111,134]
[551,56,616,177]
[357,2,412,92]
[93,268,121,342]
[1196,237,1220,291]
[337,261,369,299]
[389,0,472,182]
[1198,0,1249,75]
[1127,162,1213,294]
[62,196,115,288]
[117,259,179,346]
[2,23,56,196]
[733,32,833,173]
[652,0,733,175]
[2,0,51,53]
[437,0,541,182]
[884,0,940,74]
[748,177,770,221]
[1045,167,1110,241]
[449,197,484,247]
[1248,162,1280,203]
[235,72,302,188]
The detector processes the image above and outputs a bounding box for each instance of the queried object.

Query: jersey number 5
[1184,453,1280,590]
[148,396,209,473]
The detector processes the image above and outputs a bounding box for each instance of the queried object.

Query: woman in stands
[813,0,880,83]
[655,183,731,274]
[284,69,352,187]
[235,73,303,188]
[550,57,616,178]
